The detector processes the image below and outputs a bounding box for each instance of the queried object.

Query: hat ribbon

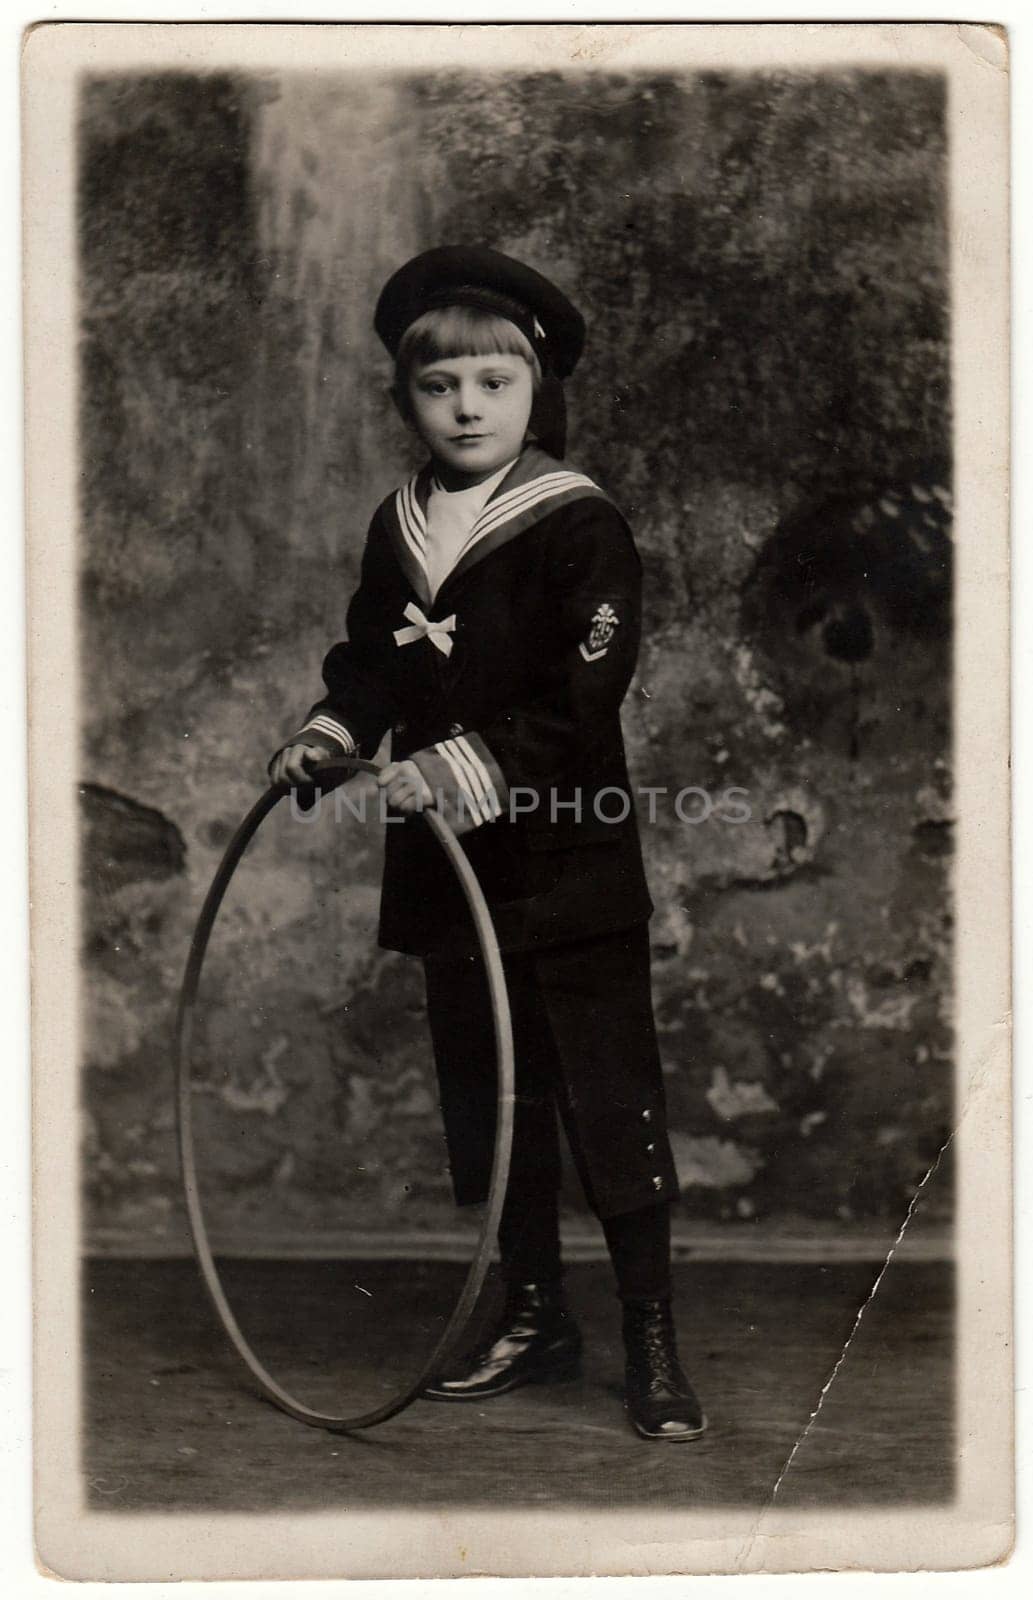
[393,601,456,657]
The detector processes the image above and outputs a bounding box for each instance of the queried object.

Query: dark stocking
[602,1200,672,1303]
[498,1180,562,1287]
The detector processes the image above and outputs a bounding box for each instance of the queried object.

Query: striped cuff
[294,714,357,756]
[433,735,503,827]
[411,733,509,837]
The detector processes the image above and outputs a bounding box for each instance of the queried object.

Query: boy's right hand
[268,743,328,788]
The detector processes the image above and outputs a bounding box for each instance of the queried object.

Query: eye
[420,379,451,397]
[482,377,509,392]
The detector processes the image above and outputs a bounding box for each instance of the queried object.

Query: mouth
[451,433,489,443]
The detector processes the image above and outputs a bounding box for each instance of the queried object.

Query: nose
[454,383,482,424]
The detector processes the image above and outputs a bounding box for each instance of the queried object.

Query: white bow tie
[393,601,457,658]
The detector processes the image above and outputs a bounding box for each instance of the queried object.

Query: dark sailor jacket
[290,445,654,956]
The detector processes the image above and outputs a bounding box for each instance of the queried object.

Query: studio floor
[82,1251,953,1512]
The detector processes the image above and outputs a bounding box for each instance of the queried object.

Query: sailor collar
[382,444,610,607]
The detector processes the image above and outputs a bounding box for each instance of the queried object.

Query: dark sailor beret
[374,245,586,379]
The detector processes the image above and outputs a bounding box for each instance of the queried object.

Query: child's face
[405,352,535,482]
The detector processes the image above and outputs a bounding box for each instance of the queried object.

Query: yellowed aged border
[24,19,1011,1580]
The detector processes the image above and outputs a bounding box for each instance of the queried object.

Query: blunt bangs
[396,306,541,387]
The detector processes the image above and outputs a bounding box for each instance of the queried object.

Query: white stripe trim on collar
[396,476,427,565]
[453,472,598,567]
[472,471,594,538]
[395,466,599,586]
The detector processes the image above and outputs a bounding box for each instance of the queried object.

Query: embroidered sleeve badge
[579,602,620,662]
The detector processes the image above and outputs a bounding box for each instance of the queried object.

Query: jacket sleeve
[411,499,642,835]
[277,524,400,764]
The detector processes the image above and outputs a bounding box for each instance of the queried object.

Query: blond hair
[394,305,542,395]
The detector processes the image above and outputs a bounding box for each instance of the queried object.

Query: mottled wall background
[79,68,953,1249]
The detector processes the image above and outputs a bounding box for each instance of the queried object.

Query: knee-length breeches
[422,925,679,1221]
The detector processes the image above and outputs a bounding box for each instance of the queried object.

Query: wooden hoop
[173,757,514,1432]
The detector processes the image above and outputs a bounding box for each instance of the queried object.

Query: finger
[286,755,316,785]
[385,781,421,811]
[270,751,294,786]
[377,763,399,787]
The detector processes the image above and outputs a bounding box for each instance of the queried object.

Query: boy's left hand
[377,759,434,814]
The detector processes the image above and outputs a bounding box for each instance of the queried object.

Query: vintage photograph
[25,20,1011,1581]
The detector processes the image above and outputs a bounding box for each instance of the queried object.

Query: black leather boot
[622,1299,707,1440]
[423,1280,582,1401]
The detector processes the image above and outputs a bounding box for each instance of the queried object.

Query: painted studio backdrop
[78,68,953,1252]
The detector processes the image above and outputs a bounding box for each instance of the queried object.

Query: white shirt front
[424,459,516,601]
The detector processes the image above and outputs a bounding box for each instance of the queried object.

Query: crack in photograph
[23,18,1012,1584]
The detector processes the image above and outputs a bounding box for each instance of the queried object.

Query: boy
[269,246,705,1441]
